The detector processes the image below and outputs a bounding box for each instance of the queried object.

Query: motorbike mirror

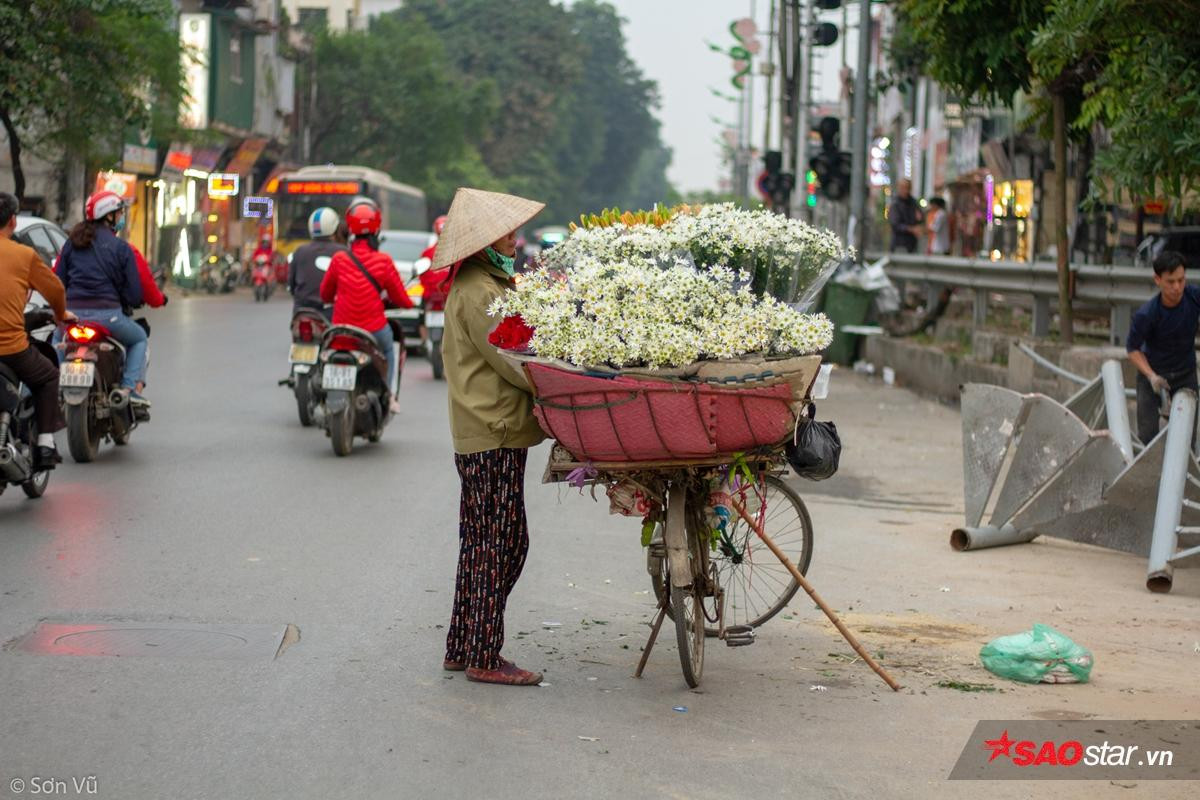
[414,257,432,275]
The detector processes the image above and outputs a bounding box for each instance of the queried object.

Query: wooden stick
[730,498,903,692]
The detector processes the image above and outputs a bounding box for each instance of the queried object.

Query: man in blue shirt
[1126,251,1200,444]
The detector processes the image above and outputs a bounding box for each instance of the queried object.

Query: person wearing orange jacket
[319,198,412,412]
[0,191,74,469]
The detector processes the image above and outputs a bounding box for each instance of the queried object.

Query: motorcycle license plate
[289,343,320,364]
[321,364,357,391]
[59,361,95,388]
[425,311,445,328]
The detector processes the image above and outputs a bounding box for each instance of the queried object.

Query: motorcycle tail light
[329,335,360,352]
[67,325,98,342]
[298,320,314,342]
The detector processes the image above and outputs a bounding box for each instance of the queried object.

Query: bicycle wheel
[664,484,705,688]
[710,474,813,634]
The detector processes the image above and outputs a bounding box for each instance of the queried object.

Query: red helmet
[85,190,124,221]
[432,215,449,235]
[345,198,382,236]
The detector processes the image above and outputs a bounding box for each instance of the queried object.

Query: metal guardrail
[865,252,1153,340]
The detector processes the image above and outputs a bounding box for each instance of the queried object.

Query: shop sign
[226,138,269,178]
[160,144,194,182]
[94,171,138,202]
[242,196,273,219]
[122,143,158,176]
[179,13,211,130]
[208,173,239,197]
[189,147,224,175]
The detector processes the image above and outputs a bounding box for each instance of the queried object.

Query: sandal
[443,659,466,671]
[465,661,543,686]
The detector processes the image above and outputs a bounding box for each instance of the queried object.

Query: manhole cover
[15,622,291,661]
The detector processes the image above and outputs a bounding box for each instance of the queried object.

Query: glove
[161,295,169,306]
[1150,374,1170,394]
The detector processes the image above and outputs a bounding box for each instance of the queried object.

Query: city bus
[272,164,427,255]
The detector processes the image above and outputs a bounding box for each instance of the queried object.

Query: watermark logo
[951,721,1200,780]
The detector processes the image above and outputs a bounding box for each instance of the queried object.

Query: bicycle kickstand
[633,598,670,678]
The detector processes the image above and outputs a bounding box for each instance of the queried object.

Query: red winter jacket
[320,239,412,332]
[131,245,166,308]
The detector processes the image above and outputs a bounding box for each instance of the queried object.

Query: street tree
[1029,0,1200,205]
[304,13,491,209]
[0,0,182,201]
[896,0,1080,341]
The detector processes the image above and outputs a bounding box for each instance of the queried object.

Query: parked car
[13,215,69,309]
[13,214,68,267]
[1135,227,1200,271]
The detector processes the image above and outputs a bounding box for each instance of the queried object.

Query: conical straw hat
[432,187,546,269]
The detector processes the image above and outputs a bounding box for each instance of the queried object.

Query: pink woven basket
[525,363,797,462]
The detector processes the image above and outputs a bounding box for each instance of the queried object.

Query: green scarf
[484,246,516,277]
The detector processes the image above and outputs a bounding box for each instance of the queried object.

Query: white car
[378,229,436,281]
[14,214,68,267]
[14,214,69,310]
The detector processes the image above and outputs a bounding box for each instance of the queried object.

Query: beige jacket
[443,254,547,454]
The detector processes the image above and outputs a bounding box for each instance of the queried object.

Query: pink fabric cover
[526,363,796,462]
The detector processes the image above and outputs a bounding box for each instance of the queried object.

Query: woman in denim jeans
[55,191,148,405]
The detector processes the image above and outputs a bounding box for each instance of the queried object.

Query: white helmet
[308,207,340,239]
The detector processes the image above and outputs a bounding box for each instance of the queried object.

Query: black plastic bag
[786,403,841,481]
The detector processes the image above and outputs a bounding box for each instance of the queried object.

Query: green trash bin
[822,283,875,366]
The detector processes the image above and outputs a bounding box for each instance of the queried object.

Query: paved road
[2,293,1197,800]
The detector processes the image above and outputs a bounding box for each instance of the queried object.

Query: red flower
[488,314,535,351]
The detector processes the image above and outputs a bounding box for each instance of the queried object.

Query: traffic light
[759,150,795,210]
[805,170,818,208]
[812,22,839,47]
[808,116,851,201]
[809,150,851,201]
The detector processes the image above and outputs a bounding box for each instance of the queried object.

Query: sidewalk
[773,368,1199,794]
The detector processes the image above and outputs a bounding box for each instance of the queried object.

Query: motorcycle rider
[55,190,148,405]
[0,191,73,468]
[319,198,412,413]
[418,214,450,299]
[289,207,345,317]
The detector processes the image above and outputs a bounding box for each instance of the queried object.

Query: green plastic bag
[979,624,1094,684]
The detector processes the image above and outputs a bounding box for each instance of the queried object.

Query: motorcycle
[252,255,274,302]
[421,272,448,381]
[280,308,329,427]
[0,309,58,499]
[58,318,149,462]
[316,324,402,456]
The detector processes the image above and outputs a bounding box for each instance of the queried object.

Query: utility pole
[847,0,871,259]
[792,0,814,221]
[763,0,775,159]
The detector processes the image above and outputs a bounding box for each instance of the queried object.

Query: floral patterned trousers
[446,448,530,670]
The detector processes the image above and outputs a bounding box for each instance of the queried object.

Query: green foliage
[1030,0,1200,203]
[306,13,493,206]
[894,0,1048,105]
[897,0,1200,205]
[0,0,183,195]
[309,0,674,220]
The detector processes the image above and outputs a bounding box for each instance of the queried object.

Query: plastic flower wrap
[490,257,834,369]
[542,203,848,309]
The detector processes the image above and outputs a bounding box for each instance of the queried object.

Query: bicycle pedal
[723,624,755,647]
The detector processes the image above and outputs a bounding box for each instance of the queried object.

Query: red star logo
[983,730,1016,762]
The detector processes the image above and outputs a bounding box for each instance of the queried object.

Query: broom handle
[730,497,902,692]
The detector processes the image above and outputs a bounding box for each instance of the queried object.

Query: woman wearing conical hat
[433,188,547,686]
